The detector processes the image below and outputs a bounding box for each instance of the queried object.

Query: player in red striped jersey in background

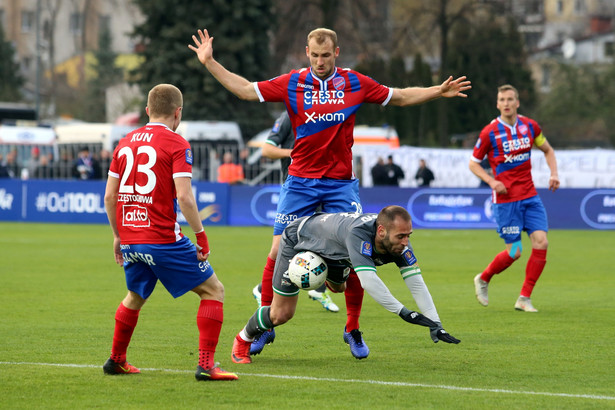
[470,84,560,313]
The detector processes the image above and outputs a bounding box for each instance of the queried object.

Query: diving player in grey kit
[231,205,460,364]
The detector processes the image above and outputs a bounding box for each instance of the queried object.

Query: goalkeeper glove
[430,322,461,344]
[195,230,210,257]
[398,307,438,328]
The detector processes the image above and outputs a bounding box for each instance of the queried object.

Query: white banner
[355,146,615,188]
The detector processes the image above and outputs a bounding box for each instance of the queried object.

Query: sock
[245,306,273,339]
[260,257,276,307]
[344,270,363,331]
[197,299,223,370]
[521,249,547,298]
[481,250,515,282]
[110,303,140,363]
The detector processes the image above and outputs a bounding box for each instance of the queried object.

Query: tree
[130,0,274,139]
[446,17,535,141]
[81,27,123,122]
[536,64,615,148]
[0,23,25,101]
[392,0,483,146]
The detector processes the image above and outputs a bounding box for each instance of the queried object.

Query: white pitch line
[1,361,614,402]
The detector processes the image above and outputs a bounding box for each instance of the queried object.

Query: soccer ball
[288,251,328,290]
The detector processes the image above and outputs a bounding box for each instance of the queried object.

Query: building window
[22,56,32,71]
[70,12,83,35]
[574,0,586,13]
[0,9,5,28]
[556,0,564,14]
[605,41,614,57]
[99,15,111,33]
[21,10,35,33]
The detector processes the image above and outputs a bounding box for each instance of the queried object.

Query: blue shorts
[493,196,548,244]
[272,176,362,235]
[121,236,214,299]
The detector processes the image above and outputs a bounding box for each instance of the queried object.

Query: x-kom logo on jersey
[304,111,346,124]
[306,112,317,123]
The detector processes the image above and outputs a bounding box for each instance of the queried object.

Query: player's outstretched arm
[188,29,259,101]
[440,75,472,98]
[399,307,460,344]
[389,75,471,107]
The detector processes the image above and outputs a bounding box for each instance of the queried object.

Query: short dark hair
[376,205,411,229]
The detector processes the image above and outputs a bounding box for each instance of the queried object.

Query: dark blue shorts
[273,176,361,235]
[494,196,548,244]
[121,236,214,299]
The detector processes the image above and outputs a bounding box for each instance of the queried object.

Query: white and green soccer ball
[288,251,328,290]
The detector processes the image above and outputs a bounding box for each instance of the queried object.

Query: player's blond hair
[147,84,183,118]
[498,84,519,99]
[307,28,338,50]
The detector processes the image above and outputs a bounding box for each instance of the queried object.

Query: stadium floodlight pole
[35,0,41,121]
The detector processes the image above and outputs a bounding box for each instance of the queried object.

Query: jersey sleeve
[471,126,491,163]
[266,111,292,147]
[346,232,405,314]
[354,71,393,106]
[529,118,546,147]
[254,74,290,103]
[172,137,193,179]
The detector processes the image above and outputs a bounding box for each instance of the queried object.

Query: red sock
[521,249,547,298]
[260,256,275,307]
[197,299,224,370]
[344,270,364,331]
[110,303,140,363]
[481,250,515,282]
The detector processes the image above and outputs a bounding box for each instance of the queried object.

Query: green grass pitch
[1,222,614,409]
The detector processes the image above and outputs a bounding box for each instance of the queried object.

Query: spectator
[0,150,18,178]
[384,155,405,186]
[73,146,99,180]
[27,146,42,178]
[217,151,245,184]
[371,157,388,186]
[99,149,112,179]
[33,154,55,179]
[415,159,435,187]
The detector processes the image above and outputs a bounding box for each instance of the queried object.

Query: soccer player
[230,206,461,364]
[469,84,560,312]
[252,110,340,314]
[102,84,237,381]
[189,27,470,359]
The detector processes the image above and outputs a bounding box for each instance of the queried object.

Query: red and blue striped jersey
[255,67,392,179]
[472,115,544,203]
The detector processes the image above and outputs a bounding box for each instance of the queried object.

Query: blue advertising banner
[0,179,22,221]
[0,179,229,226]
[228,184,281,226]
[1,180,614,230]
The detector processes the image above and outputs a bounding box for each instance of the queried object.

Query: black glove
[429,322,461,344]
[398,307,438,328]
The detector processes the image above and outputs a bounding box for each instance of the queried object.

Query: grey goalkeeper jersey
[291,212,440,321]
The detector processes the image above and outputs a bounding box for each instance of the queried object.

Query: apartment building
[0,0,143,100]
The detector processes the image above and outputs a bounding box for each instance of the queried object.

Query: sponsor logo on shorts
[501,225,520,235]
[275,212,297,225]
